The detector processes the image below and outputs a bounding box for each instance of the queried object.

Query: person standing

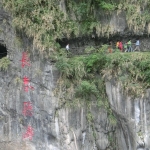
[116,40,120,49]
[134,39,140,52]
[66,44,69,52]
[118,41,123,52]
[124,42,128,52]
[127,39,132,52]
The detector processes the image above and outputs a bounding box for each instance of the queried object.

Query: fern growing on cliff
[0,57,10,71]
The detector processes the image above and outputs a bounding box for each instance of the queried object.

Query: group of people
[108,39,140,53]
[65,39,140,54]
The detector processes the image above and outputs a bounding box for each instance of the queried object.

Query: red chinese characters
[22,102,33,116]
[21,52,35,140]
[21,52,30,68]
[23,125,34,140]
[23,77,34,92]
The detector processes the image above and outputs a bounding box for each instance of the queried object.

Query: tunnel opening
[0,43,7,59]
[56,34,146,55]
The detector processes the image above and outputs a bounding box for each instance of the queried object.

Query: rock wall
[0,5,114,150]
[0,50,114,150]
[106,81,150,150]
[1,2,150,150]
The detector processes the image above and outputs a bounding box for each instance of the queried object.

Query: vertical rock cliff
[0,5,114,150]
[106,81,150,150]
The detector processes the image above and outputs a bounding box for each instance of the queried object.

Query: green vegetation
[57,50,150,103]
[2,0,150,51]
[96,0,117,11]
[14,77,22,85]
[0,57,10,71]
[56,48,150,134]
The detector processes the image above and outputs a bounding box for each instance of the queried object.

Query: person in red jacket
[118,41,123,52]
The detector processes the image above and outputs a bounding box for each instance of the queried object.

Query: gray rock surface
[0,6,112,150]
[1,2,150,150]
[106,81,150,150]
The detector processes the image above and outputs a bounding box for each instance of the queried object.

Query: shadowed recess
[0,43,7,59]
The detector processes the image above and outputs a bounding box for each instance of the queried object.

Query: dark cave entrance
[0,44,7,59]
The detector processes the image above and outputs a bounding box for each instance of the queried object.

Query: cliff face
[1,2,150,150]
[106,81,150,150]
[0,5,112,150]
